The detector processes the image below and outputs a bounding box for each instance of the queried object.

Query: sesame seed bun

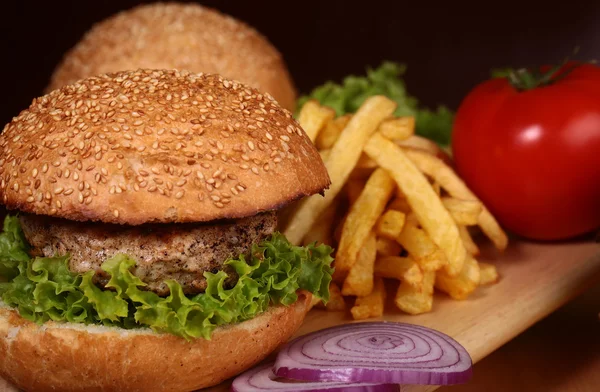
[0,293,312,392]
[0,69,330,225]
[47,2,297,111]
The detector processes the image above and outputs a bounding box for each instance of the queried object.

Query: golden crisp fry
[458,226,480,256]
[365,133,467,276]
[388,197,411,214]
[342,233,377,297]
[394,271,435,315]
[303,202,337,247]
[376,237,402,257]
[345,178,366,205]
[405,212,420,227]
[319,148,331,163]
[442,197,483,226]
[374,256,423,287]
[397,135,448,158]
[284,96,397,245]
[432,182,441,197]
[316,282,347,311]
[354,117,415,168]
[435,256,481,300]
[403,149,508,251]
[297,100,336,142]
[350,277,386,320]
[336,168,395,273]
[479,262,500,285]
[378,117,415,141]
[396,219,446,272]
[375,209,407,240]
[316,114,352,150]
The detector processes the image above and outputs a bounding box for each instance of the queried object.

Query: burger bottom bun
[0,293,312,392]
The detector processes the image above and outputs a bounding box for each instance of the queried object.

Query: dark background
[1,0,600,125]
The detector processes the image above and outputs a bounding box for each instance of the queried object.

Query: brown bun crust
[0,69,330,225]
[47,2,297,111]
[0,293,311,392]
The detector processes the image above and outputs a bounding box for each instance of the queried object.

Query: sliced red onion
[274,322,472,385]
[231,362,401,392]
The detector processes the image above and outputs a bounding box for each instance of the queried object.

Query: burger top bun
[0,69,330,225]
[0,293,313,392]
[47,2,298,111]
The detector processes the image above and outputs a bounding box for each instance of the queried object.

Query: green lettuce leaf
[0,216,334,340]
[296,61,454,147]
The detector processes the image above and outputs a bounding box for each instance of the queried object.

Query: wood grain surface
[206,237,600,391]
[441,283,600,392]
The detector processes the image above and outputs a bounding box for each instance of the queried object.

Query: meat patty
[19,212,277,296]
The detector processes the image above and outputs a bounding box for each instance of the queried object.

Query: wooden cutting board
[208,237,600,391]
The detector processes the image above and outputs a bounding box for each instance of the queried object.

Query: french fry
[388,197,411,214]
[479,262,499,285]
[435,256,481,300]
[405,212,420,227]
[397,135,448,159]
[458,226,480,256]
[316,282,347,311]
[284,96,397,245]
[376,237,402,257]
[375,209,406,240]
[396,219,446,271]
[342,233,377,297]
[378,117,415,141]
[365,133,467,276]
[303,202,337,247]
[315,114,352,150]
[403,149,508,251]
[297,100,336,142]
[442,197,482,226]
[432,182,441,197]
[336,168,395,274]
[319,148,331,163]
[350,277,386,320]
[394,271,435,315]
[355,118,416,168]
[374,256,423,287]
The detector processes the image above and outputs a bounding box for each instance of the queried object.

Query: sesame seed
[0,69,312,222]
[113,209,119,218]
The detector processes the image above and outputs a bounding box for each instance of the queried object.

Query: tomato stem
[493,48,595,91]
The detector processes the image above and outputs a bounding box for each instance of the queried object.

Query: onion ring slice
[274,321,472,385]
[231,362,402,392]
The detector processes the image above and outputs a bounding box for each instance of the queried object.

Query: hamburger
[47,2,298,112]
[0,69,333,391]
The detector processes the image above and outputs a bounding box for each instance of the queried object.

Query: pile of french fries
[283,97,509,319]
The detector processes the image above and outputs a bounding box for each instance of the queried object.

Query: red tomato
[451,63,600,241]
